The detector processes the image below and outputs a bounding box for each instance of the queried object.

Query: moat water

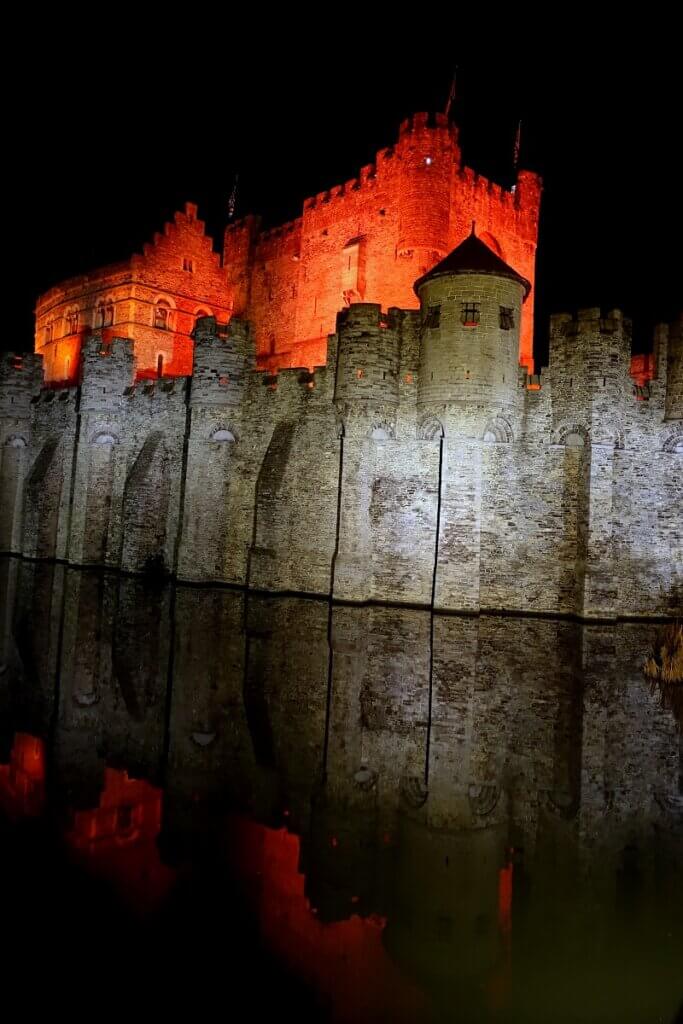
[1,556,681,1023]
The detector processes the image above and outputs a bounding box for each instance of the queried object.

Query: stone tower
[415,229,530,440]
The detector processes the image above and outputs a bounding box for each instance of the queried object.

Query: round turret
[415,230,530,439]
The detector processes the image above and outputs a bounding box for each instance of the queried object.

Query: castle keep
[1,114,681,618]
[33,113,541,380]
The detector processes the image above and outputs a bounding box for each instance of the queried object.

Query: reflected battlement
[1,557,681,1021]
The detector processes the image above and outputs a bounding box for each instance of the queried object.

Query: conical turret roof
[414,229,531,298]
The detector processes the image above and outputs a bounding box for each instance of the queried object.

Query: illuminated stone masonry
[1,112,681,618]
[2,227,681,617]
[33,113,541,382]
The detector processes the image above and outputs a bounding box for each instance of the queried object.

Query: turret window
[499,306,514,330]
[423,305,441,329]
[461,302,480,327]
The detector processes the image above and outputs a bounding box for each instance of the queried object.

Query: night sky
[9,44,680,368]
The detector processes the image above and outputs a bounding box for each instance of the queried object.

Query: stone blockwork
[35,203,233,383]
[34,114,542,385]
[225,113,541,374]
[5,236,682,618]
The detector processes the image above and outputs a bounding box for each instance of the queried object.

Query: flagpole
[445,68,457,120]
[513,120,522,174]
[227,173,239,221]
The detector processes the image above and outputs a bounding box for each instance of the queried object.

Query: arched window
[154,300,172,330]
[370,426,391,440]
[482,417,513,443]
[95,302,114,329]
[194,308,212,332]
[65,309,79,335]
[211,429,236,443]
[565,432,585,449]
[45,323,53,344]
[418,416,444,441]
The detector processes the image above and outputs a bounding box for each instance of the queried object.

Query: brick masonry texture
[2,293,681,617]
[33,114,541,382]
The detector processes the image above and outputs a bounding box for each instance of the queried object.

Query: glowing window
[461,302,480,327]
[182,257,194,272]
[211,429,235,443]
[66,311,79,334]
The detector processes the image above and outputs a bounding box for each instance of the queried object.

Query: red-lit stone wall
[225,113,542,373]
[35,115,542,382]
[35,204,232,384]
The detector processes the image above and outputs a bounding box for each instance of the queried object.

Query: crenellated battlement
[0,352,44,418]
[8,110,679,614]
[550,307,630,339]
[398,110,458,142]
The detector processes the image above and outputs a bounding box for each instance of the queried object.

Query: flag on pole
[445,69,457,119]
[513,120,522,172]
[228,173,239,221]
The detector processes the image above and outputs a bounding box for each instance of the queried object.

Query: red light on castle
[0,733,46,818]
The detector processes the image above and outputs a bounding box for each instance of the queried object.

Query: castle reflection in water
[1,556,681,1023]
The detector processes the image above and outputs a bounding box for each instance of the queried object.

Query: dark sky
[9,40,681,367]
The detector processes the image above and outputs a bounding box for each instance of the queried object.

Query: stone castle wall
[224,113,541,373]
[2,302,681,618]
[35,114,542,386]
[34,204,233,383]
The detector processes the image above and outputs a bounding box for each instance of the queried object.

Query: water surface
[1,557,681,1022]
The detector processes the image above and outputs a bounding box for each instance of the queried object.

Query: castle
[1,113,681,618]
